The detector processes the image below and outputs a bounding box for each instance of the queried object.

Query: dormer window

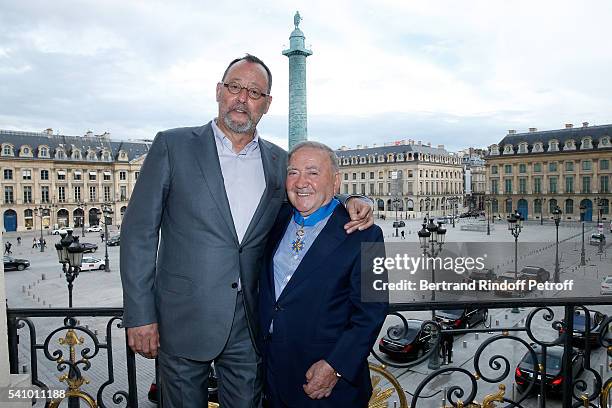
[56,149,65,159]
[103,151,111,161]
[368,155,375,164]
[378,155,384,163]
[342,158,348,165]
[518,143,528,154]
[87,150,97,160]
[563,140,576,151]
[548,140,559,152]
[39,146,49,158]
[600,137,610,147]
[2,144,13,156]
[532,142,543,153]
[387,153,394,162]
[503,144,514,155]
[397,153,403,161]
[20,146,33,157]
[73,149,81,160]
[581,137,592,149]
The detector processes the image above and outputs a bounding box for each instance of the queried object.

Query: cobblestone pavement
[3,218,612,407]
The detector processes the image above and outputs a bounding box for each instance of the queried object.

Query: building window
[4,186,14,203]
[41,186,49,203]
[565,161,574,171]
[369,172,374,179]
[601,176,609,193]
[73,150,81,160]
[601,199,610,215]
[369,183,374,195]
[3,169,13,180]
[582,176,591,193]
[40,169,49,180]
[548,162,557,172]
[23,186,32,203]
[361,172,366,180]
[519,164,526,173]
[120,186,127,201]
[582,160,592,171]
[533,163,541,172]
[360,184,366,195]
[505,199,513,213]
[491,180,498,194]
[24,209,34,228]
[343,185,348,194]
[581,138,592,149]
[58,186,66,203]
[565,199,574,214]
[135,172,139,180]
[89,172,97,181]
[74,171,82,181]
[519,178,527,194]
[549,177,558,193]
[504,164,512,174]
[352,173,356,180]
[3,145,13,155]
[74,186,81,202]
[343,173,348,180]
[57,171,66,181]
[534,199,542,214]
[378,183,383,194]
[104,186,111,201]
[534,178,541,194]
[89,186,97,202]
[565,176,574,193]
[601,160,610,170]
[504,179,512,194]
[22,170,32,180]
[56,150,65,159]
[351,184,357,195]
[103,172,111,181]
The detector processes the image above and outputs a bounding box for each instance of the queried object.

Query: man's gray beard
[223,114,254,134]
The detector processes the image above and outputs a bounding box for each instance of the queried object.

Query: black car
[515,345,584,396]
[520,266,550,283]
[378,319,432,361]
[434,307,488,329]
[3,256,30,271]
[559,309,608,348]
[81,242,98,253]
[494,272,532,298]
[392,221,405,228]
[107,235,120,246]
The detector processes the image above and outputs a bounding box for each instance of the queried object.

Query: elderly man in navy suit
[259,141,388,407]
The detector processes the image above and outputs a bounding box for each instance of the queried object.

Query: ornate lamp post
[418,217,447,370]
[54,230,85,308]
[34,205,47,252]
[102,203,113,272]
[539,196,544,225]
[485,197,491,235]
[507,209,524,314]
[552,206,562,283]
[579,204,586,266]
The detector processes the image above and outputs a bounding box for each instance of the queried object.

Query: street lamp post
[54,230,85,308]
[35,206,46,252]
[77,201,87,238]
[418,217,447,370]
[553,206,562,283]
[101,204,113,272]
[539,197,544,226]
[424,197,431,219]
[580,204,586,266]
[485,197,491,235]
[507,209,524,313]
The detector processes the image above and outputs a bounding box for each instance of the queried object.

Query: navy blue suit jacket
[259,204,388,407]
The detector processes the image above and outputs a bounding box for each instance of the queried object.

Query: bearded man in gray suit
[120,54,373,407]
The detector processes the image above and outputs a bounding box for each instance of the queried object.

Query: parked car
[463,268,497,285]
[107,235,120,246]
[3,256,30,271]
[433,307,488,329]
[52,227,73,235]
[590,233,606,246]
[79,257,106,271]
[515,345,584,396]
[559,309,608,348]
[81,242,98,253]
[86,226,102,232]
[392,221,405,228]
[378,319,432,361]
[520,266,550,283]
[601,276,612,295]
[494,272,532,298]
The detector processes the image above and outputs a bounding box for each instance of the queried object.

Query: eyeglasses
[221,81,269,100]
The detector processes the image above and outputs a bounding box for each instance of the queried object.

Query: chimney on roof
[508,129,516,135]
[339,145,347,151]
[44,128,53,135]
[427,142,431,147]
[372,143,377,148]
[565,123,573,129]
[85,130,93,137]
[417,140,422,146]
[582,121,589,128]
[438,144,444,149]
[529,127,537,133]
[356,144,361,149]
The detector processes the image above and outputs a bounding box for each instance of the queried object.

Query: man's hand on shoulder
[344,197,374,233]
[303,359,339,399]
[127,323,160,359]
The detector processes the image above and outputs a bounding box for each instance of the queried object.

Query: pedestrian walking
[100,231,105,241]
[4,241,12,255]
[32,237,38,248]
[440,331,454,364]
[400,230,405,239]
[16,236,21,245]
[40,238,46,250]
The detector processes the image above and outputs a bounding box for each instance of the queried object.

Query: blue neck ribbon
[293,198,340,227]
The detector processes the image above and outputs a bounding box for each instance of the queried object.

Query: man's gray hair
[288,141,339,172]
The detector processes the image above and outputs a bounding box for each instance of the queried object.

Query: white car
[80,257,106,271]
[52,227,73,235]
[601,276,612,295]
[86,226,102,232]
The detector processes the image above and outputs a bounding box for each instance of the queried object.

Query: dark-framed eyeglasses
[221,81,269,100]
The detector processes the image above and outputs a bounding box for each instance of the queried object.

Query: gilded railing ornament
[368,363,408,408]
[49,328,97,407]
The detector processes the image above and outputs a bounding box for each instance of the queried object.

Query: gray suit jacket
[120,122,287,361]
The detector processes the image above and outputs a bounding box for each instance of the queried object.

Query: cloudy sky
[1,0,611,151]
